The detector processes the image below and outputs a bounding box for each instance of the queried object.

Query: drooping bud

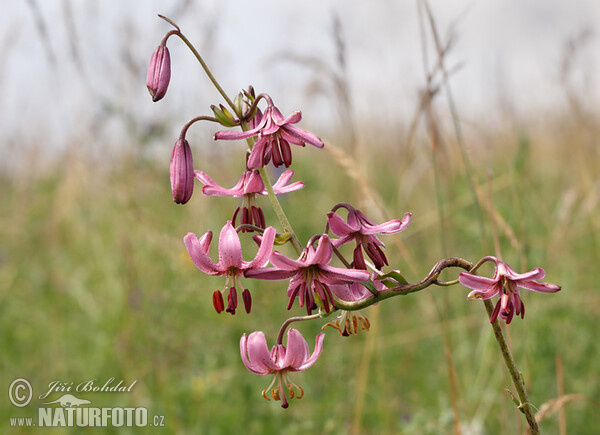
[170,138,194,204]
[146,44,171,102]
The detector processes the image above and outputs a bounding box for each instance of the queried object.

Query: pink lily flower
[459,258,561,324]
[214,95,324,170]
[194,169,304,231]
[327,203,412,270]
[245,234,370,314]
[240,329,325,408]
[184,221,276,314]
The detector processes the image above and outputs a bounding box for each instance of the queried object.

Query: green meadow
[2,102,599,433]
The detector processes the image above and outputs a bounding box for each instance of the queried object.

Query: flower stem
[159,15,237,114]
[483,299,540,434]
[258,167,303,255]
[276,313,322,345]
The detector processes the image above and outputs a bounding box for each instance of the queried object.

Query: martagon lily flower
[214,95,324,170]
[245,234,370,314]
[327,203,412,270]
[194,169,304,231]
[459,258,561,324]
[240,329,324,408]
[184,221,276,314]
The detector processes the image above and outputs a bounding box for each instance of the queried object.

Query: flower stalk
[484,299,540,434]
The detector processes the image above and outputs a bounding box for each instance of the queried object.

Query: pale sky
[1,0,598,161]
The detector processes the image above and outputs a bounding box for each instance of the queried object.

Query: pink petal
[271,170,305,195]
[458,272,499,291]
[269,251,306,271]
[246,226,276,269]
[319,265,370,284]
[294,332,325,371]
[502,263,546,282]
[361,213,412,235]
[466,286,500,300]
[330,282,372,302]
[278,110,302,126]
[214,128,260,141]
[245,332,280,373]
[244,267,298,281]
[246,137,268,170]
[240,334,270,375]
[283,329,310,369]
[517,280,561,293]
[217,221,243,270]
[243,170,265,194]
[183,232,220,275]
[312,235,333,266]
[197,171,246,197]
[327,212,359,237]
[282,124,324,148]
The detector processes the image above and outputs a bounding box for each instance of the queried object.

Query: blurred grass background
[2,1,600,434]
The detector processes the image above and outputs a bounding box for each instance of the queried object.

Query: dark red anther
[212,290,224,314]
[251,206,263,229]
[365,242,388,269]
[231,206,241,227]
[257,207,266,229]
[272,139,283,167]
[352,245,367,270]
[241,207,250,229]
[242,289,252,314]
[280,138,292,167]
[230,286,238,309]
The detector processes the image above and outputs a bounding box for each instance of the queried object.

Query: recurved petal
[218,221,243,269]
[244,267,298,281]
[466,286,500,300]
[458,272,499,291]
[294,332,325,371]
[269,251,306,271]
[319,265,371,284]
[183,232,220,275]
[517,280,561,293]
[214,128,260,141]
[327,211,359,237]
[240,334,270,375]
[244,332,280,373]
[502,263,546,282]
[246,226,276,269]
[283,329,310,369]
[271,170,305,195]
[278,109,303,126]
[197,171,246,197]
[282,124,324,148]
[361,213,412,235]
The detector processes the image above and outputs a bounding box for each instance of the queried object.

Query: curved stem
[334,257,474,311]
[276,313,322,345]
[159,15,237,114]
[483,299,540,434]
[180,115,219,139]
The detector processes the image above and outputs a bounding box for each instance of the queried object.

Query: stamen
[261,389,271,401]
[272,138,283,166]
[280,138,292,167]
[212,290,224,314]
[242,289,252,314]
[231,206,241,227]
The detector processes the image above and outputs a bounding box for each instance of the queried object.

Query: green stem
[333,257,474,311]
[276,313,322,345]
[258,167,303,255]
[483,299,540,434]
[170,30,237,114]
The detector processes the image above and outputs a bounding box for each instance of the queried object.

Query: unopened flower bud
[170,138,194,204]
[146,45,171,102]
